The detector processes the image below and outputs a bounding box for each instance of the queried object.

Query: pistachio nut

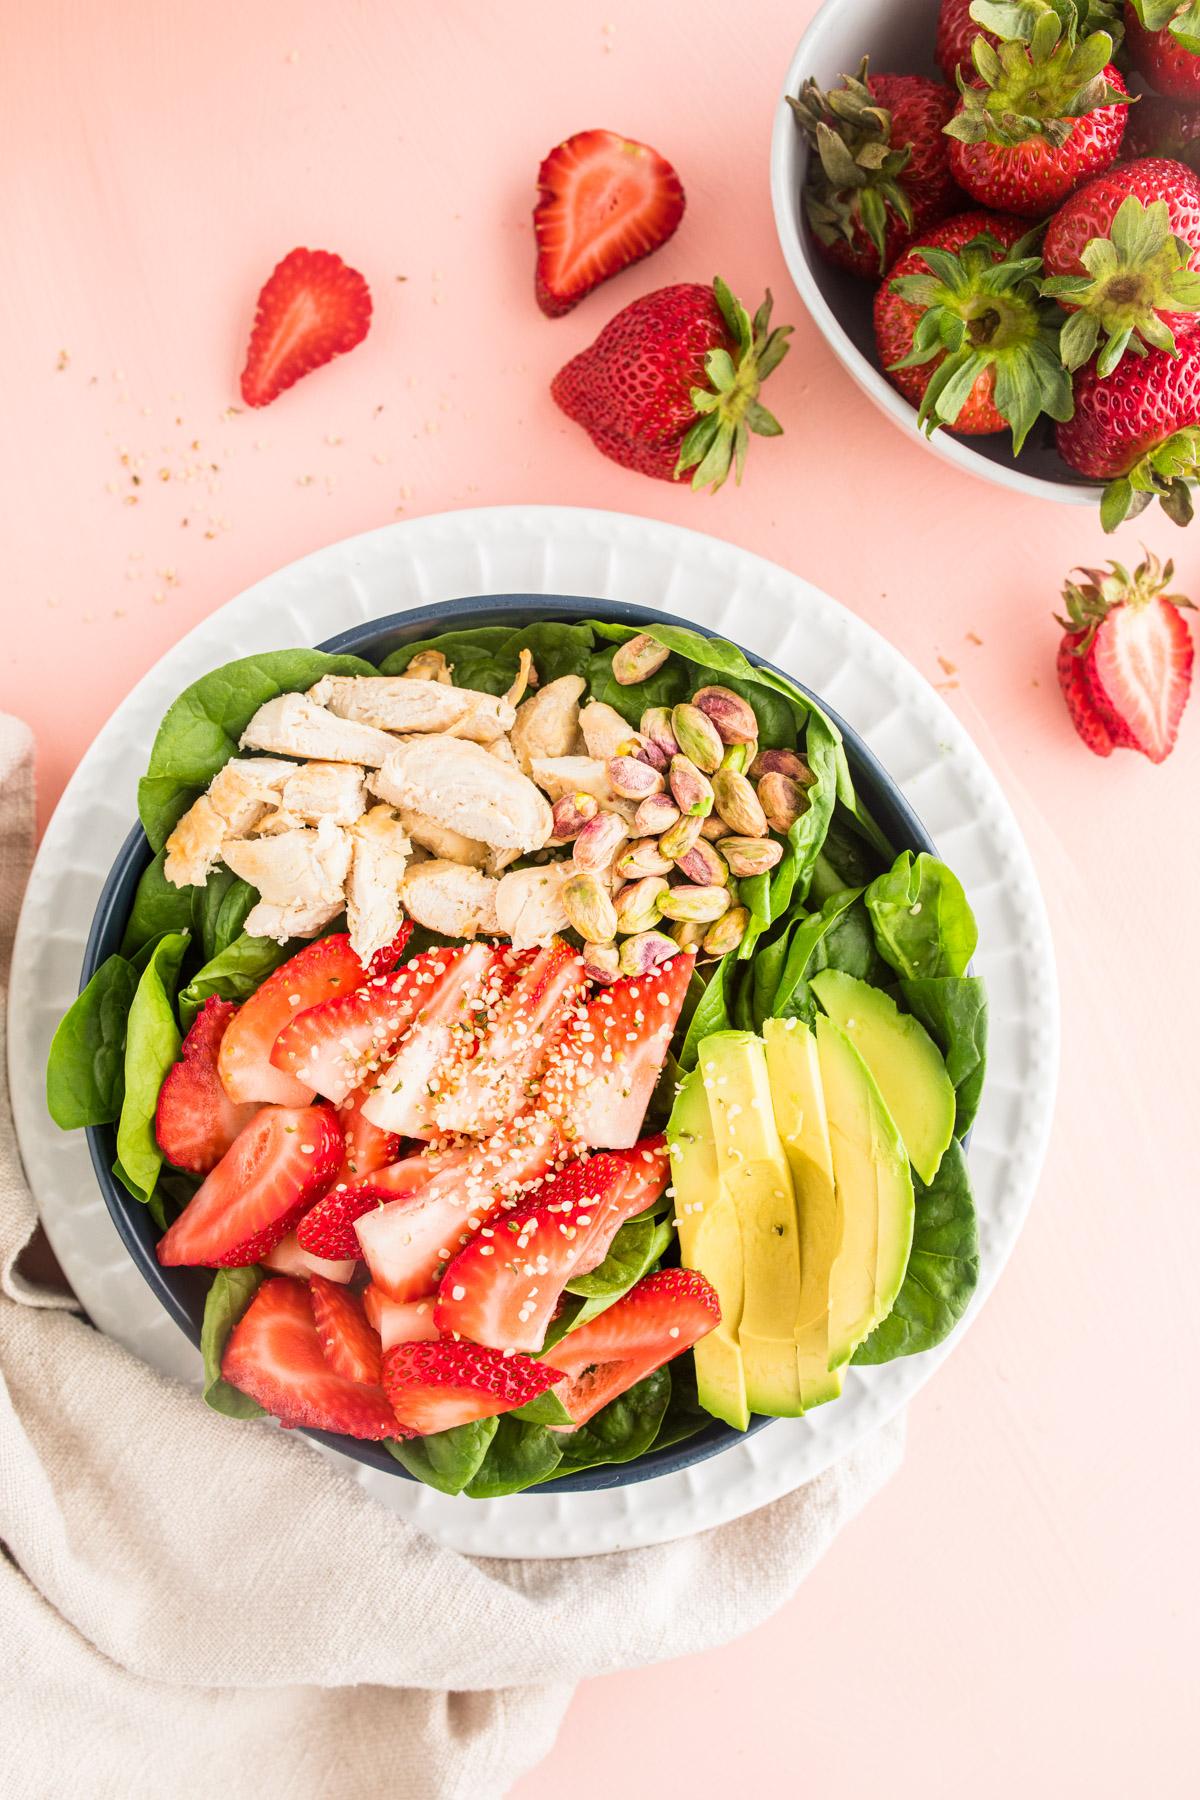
[562,871,619,943]
[749,746,814,785]
[693,685,758,745]
[757,771,808,833]
[712,767,768,837]
[617,732,667,773]
[616,837,673,880]
[551,791,600,841]
[702,904,750,956]
[612,633,671,686]
[618,929,679,977]
[572,810,628,873]
[668,918,708,952]
[657,883,732,925]
[614,875,670,935]
[698,813,727,842]
[633,792,680,837]
[670,702,724,775]
[668,753,714,818]
[675,839,729,886]
[405,648,452,683]
[658,812,703,862]
[720,738,758,775]
[717,835,783,878]
[640,705,680,761]
[607,753,665,800]
[582,940,621,985]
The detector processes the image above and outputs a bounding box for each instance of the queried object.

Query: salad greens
[865,851,978,980]
[46,954,139,1129]
[113,930,190,1214]
[201,1267,268,1420]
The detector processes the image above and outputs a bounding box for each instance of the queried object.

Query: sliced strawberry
[382,1338,557,1434]
[434,939,587,1137]
[534,129,686,317]
[1088,596,1194,764]
[262,1229,356,1285]
[309,1275,383,1384]
[219,935,372,1107]
[221,1276,399,1439]
[362,1284,440,1349]
[154,998,258,1173]
[1057,633,1115,756]
[607,1133,670,1219]
[359,942,507,1138]
[544,1266,720,1427]
[157,1104,342,1268]
[435,1149,657,1352]
[542,951,694,1148]
[332,1084,401,1186]
[270,936,440,1108]
[294,1150,434,1260]
[355,1115,564,1301]
[240,247,372,409]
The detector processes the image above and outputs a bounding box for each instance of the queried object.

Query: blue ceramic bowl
[82,594,938,1492]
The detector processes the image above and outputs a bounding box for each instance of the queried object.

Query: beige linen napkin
[0,713,903,1800]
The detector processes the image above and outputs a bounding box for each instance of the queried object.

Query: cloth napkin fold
[0,713,903,1800]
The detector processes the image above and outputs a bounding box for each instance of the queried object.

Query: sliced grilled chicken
[225,817,351,941]
[510,674,586,774]
[163,758,299,887]
[494,862,574,950]
[240,693,397,767]
[372,736,553,853]
[400,859,500,939]
[346,805,411,965]
[579,700,634,761]
[307,674,515,744]
[528,754,614,806]
[391,806,490,869]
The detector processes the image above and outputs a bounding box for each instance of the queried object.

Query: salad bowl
[73,591,960,1496]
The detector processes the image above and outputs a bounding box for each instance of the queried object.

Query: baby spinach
[46,954,139,1129]
[651,1358,712,1452]
[512,1389,576,1427]
[566,1214,674,1325]
[178,930,295,1028]
[386,1417,499,1495]
[380,622,595,693]
[808,897,889,986]
[115,930,190,1205]
[866,852,978,981]
[137,648,376,851]
[770,886,863,1023]
[852,1138,979,1364]
[679,958,732,1071]
[584,646,690,721]
[550,1368,672,1478]
[191,866,259,963]
[899,976,989,1137]
[200,1266,266,1419]
[463,1414,564,1496]
[120,850,196,958]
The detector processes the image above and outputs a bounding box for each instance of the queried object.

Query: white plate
[7,505,1058,1558]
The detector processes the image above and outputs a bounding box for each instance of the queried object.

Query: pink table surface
[4,2,1196,1793]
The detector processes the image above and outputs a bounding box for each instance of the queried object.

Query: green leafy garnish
[852,1139,980,1362]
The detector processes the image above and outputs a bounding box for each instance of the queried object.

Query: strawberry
[308,1275,383,1384]
[608,1134,671,1217]
[433,1148,662,1353]
[294,1151,434,1261]
[332,1084,401,1187]
[936,0,1124,83]
[153,998,257,1173]
[874,211,1073,447]
[361,1284,440,1349]
[541,951,694,1149]
[359,942,509,1138]
[1124,94,1200,169]
[261,1229,356,1285]
[787,60,961,279]
[551,278,791,490]
[544,1268,720,1428]
[1055,553,1194,760]
[944,7,1128,218]
[157,1104,342,1268]
[239,248,371,408]
[382,1338,558,1435]
[1042,161,1200,373]
[219,933,388,1108]
[1055,338,1200,526]
[533,129,685,317]
[1125,2,1200,100]
[221,1276,399,1439]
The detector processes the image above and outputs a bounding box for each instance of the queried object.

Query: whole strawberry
[936,0,1125,82]
[1056,339,1200,526]
[945,6,1128,217]
[1124,93,1200,169]
[551,278,792,490]
[787,59,961,278]
[1043,161,1200,373]
[1056,553,1194,759]
[1125,2,1200,100]
[875,211,1073,446]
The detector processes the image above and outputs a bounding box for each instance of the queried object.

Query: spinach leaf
[899,977,989,1137]
[809,897,888,986]
[119,850,195,958]
[463,1414,564,1496]
[678,959,732,1071]
[651,1357,712,1451]
[512,1388,576,1427]
[380,622,595,693]
[137,648,377,851]
[750,929,793,1030]
[820,813,889,889]
[770,886,862,1022]
[852,1138,979,1364]
[189,865,259,963]
[115,930,190,1205]
[200,1266,267,1419]
[178,931,295,1029]
[566,1214,674,1325]
[737,710,840,963]
[865,852,978,980]
[550,1368,672,1477]
[46,954,139,1129]
[386,1418,499,1494]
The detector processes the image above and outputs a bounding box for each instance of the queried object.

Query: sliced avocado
[762,1017,843,1411]
[811,968,956,1185]
[815,1015,914,1368]
[700,1031,804,1418]
[668,1069,749,1431]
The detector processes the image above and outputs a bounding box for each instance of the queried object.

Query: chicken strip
[346,805,411,965]
[240,693,397,767]
[372,736,553,853]
[226,816,352,942]
[307,675,515,744]
[163,757,299,887]
[400,859,500,940]
[579,700,634,761]
[254,762,368,835]
[494,862,574,951]
[387,804,490,869]
[510,674,586,775]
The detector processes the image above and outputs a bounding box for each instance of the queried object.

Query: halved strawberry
[332,1084,401,1187]
[270,936,440,1108]
[360,942,506,1138]
[607,1133,670,1219]
[354,1115,564,1301]
[309,1275,383,1384]
[1056,555,1195,762]
[362,1284,440,1349]
[262,1229,356,1285]
[544,1266,720,1427]
[221,1276,399,1438]
[434,1145,667,1352]
[294,1150,434,1260]
[157,1104,342,1268]
[154,998,258,1173]
[382,1338,558,1434]
[240,248,372,408]
[534,129,686,317]
[219,935,373,1107]
[433,939,587,1136]
[542,951,694,1148]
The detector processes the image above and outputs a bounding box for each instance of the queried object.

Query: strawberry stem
[787,57,914,274]
[1056,550,1194,648]
[1098,428,1200,531]
[945,2,1124,149]
[675,280,792,493]
[1045,197,1200,375]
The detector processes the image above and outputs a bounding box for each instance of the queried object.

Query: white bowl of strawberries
[771,0,1200,528]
